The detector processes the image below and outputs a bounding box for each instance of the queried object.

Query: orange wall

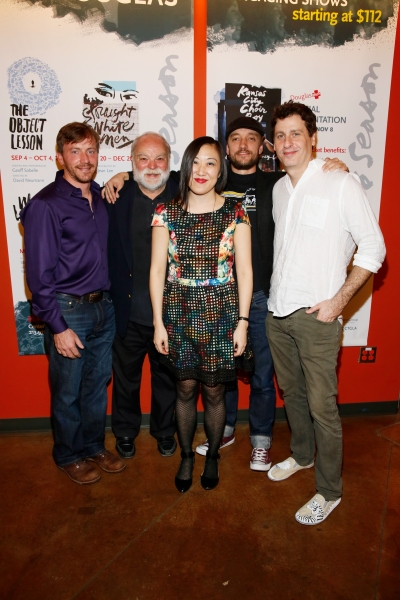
[0,4,399,420]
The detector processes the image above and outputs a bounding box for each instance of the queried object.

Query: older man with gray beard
[107,132,178,459]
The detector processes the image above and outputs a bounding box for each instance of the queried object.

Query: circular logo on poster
[8,57,62,116]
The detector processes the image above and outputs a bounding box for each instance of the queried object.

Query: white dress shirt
[268,159,386,317]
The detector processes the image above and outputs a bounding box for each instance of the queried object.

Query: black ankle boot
[201,451,220,490]
[175,450,195,493]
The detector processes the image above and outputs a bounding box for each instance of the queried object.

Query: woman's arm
[233,222,253,356]
[150,226,170,355]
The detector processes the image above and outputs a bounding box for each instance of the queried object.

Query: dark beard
[66,165,96,184]
[228,156,259,171]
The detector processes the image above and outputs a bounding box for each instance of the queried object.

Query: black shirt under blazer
[106,173,179,338]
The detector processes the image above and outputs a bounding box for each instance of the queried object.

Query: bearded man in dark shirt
[106,132,178,460]
[195,117,283,471]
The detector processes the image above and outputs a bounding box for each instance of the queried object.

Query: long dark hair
[177,136,227,211]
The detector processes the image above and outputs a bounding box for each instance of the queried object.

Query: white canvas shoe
[295,493,341,525]
[268,456,314,481]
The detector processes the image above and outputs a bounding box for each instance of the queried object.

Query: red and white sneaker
[195,434,235,456]
[250,448,272,472]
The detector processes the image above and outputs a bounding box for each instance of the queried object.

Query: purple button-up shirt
[20,170,110,334]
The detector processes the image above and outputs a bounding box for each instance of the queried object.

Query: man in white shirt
[266,101,385,525]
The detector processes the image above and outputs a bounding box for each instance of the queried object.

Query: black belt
[59,291,105,303]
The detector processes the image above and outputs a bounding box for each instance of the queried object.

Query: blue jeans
[225,290,276,449]
[44,293,116,466]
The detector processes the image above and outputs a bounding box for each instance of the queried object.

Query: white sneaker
[195,433,235,456]
[295,493,341,525]
[268,456,314,481]
[250,448,272,472]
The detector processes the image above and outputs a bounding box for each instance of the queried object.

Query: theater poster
[0,0,193,355]
[207,0,398,346]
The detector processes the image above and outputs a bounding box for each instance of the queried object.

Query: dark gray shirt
[129,182,171,327]
[223,169,262,292]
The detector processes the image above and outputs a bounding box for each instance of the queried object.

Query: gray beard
[132,165,170,192]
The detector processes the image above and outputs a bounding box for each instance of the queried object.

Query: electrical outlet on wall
[359,347,377,363]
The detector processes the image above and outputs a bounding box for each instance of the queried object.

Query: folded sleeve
[340,175,386,273]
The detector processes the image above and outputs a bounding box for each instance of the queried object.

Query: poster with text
[207,0,398,346]
[0,0,193,355]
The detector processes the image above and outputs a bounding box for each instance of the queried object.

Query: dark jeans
[225,290,276,449]
[266,309,343,500]
[111,320,176,440]
[45,293,115,467]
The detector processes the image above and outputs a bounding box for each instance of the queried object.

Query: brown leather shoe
[87,449,126,473]
[58,459,101,485]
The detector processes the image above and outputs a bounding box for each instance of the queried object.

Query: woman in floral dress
[150,136,252,492]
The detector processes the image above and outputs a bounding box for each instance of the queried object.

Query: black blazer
[106,173,179,338]
[254,168,285,297]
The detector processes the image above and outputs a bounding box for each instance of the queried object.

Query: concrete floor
[1,414,399,600]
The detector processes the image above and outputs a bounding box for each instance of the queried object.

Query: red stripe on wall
[193,0,207,138]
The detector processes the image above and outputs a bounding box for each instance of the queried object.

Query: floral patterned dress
[151,197,251,386]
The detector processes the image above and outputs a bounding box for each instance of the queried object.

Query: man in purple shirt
[21,122,125,485]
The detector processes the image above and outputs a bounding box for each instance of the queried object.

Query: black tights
[175,379,226,480]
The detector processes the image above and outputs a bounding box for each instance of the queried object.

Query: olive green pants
[266,309,343,500]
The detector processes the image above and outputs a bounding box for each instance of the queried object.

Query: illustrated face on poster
[94,81,138,103]
[82,80,139,150]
